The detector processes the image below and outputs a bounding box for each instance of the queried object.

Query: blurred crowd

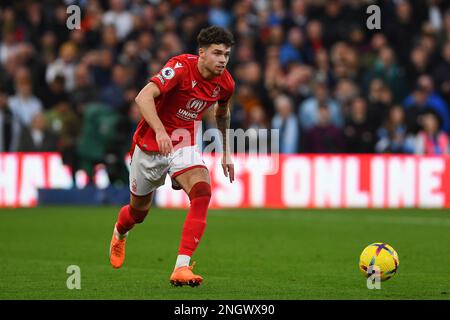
[1,0,450,185]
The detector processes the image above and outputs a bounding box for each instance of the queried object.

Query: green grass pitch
[0,206,449,299]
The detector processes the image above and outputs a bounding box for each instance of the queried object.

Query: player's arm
[135,82,173,156]
[215,100,234,183]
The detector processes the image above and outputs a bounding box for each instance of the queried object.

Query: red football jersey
[133,54,235,152]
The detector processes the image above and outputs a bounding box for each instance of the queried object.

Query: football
[359,243,399,281]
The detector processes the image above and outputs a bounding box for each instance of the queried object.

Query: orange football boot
[109,229,127,269]
[170,262,203,287]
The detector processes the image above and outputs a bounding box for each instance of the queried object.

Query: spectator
[263,45,283,92]
[427,0,444,32]
[102,0,134,41]
[360,33,388,70]
[383,1,418,66]
[405,84,435,134]
[70,63,98,115]
[330,41,359,79]
[282,63,313,103]
[90,49,114,88]
[209,0,232,28]
[279,27,304,67]
[51,5,71,46]
[363,46,408,103]
[8,68,43,126]
[77,102,120,183]
[304,20,324,64]
[366,79,392,129]
[440,9,450,44]
[17,112,58,152]
[286,0,308,29]
[403,75,450,132]
[126,102,142,142]
[415,111,449,155]
[46,101,81,170]
[247,106,270,154]
[268,0,288,27]
[433,41,450,108]
[0,88,21,152]
[304,103,345,153]
[45,42,77,91]
[271,94,299,154]
[367,79,386,123]
[314,49,334,88]
[344,97,376,153]
[40,75,68,110]
[406,46,432,89]
[375,105,415,154]
[100,64,132,110]
[299,80,342,130]
[334,78,359,118]
[321,0,350,49]
[0,30,17,65]
[15,43,47,97]
[119,40,147,82]
[100,25,120,56]
[233,42,255,65]
[39,31,58,65]
[234,84,262,117]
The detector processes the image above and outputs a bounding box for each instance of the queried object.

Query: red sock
[115,204,149,235]
[178,182,211,256]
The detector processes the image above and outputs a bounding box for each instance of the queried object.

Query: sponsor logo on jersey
[174,62,183,69]
[192,80,197,88]
[186,99,207,112]
[176,108,198,121]
[176,99,210,121]
[161,67,175,79]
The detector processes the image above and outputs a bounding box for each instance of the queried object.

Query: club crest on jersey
[161,67,175,79]
[186,98,207,112]
[212,85,220,98]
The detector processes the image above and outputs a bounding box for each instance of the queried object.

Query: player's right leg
[109,192,153,269]
[109,145,168,269]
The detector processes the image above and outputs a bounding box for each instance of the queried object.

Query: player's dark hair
[197,26,235,48]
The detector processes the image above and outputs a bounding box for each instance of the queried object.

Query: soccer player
[109,26,235,287]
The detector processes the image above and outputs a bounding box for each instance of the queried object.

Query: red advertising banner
[1,153,450,208]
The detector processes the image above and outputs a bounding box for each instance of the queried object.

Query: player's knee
[188,181,211,202]
[129,205,149,224]
[130,192,153,211]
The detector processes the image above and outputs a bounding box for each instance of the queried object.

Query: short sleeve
[150,58,186,95]
[218,77,235,106]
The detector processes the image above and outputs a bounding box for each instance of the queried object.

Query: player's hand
[221,154,234,183]
[155,130,173,156]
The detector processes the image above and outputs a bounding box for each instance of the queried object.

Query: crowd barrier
[0,153,449,208]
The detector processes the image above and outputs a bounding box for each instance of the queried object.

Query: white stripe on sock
[114,226,128,240]
[175,255,191,268]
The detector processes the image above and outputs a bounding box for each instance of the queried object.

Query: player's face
[200,44,231,76]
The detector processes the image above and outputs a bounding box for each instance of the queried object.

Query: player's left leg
[170,167,211,286]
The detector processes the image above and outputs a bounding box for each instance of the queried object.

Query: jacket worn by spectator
[0,104,22,152]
